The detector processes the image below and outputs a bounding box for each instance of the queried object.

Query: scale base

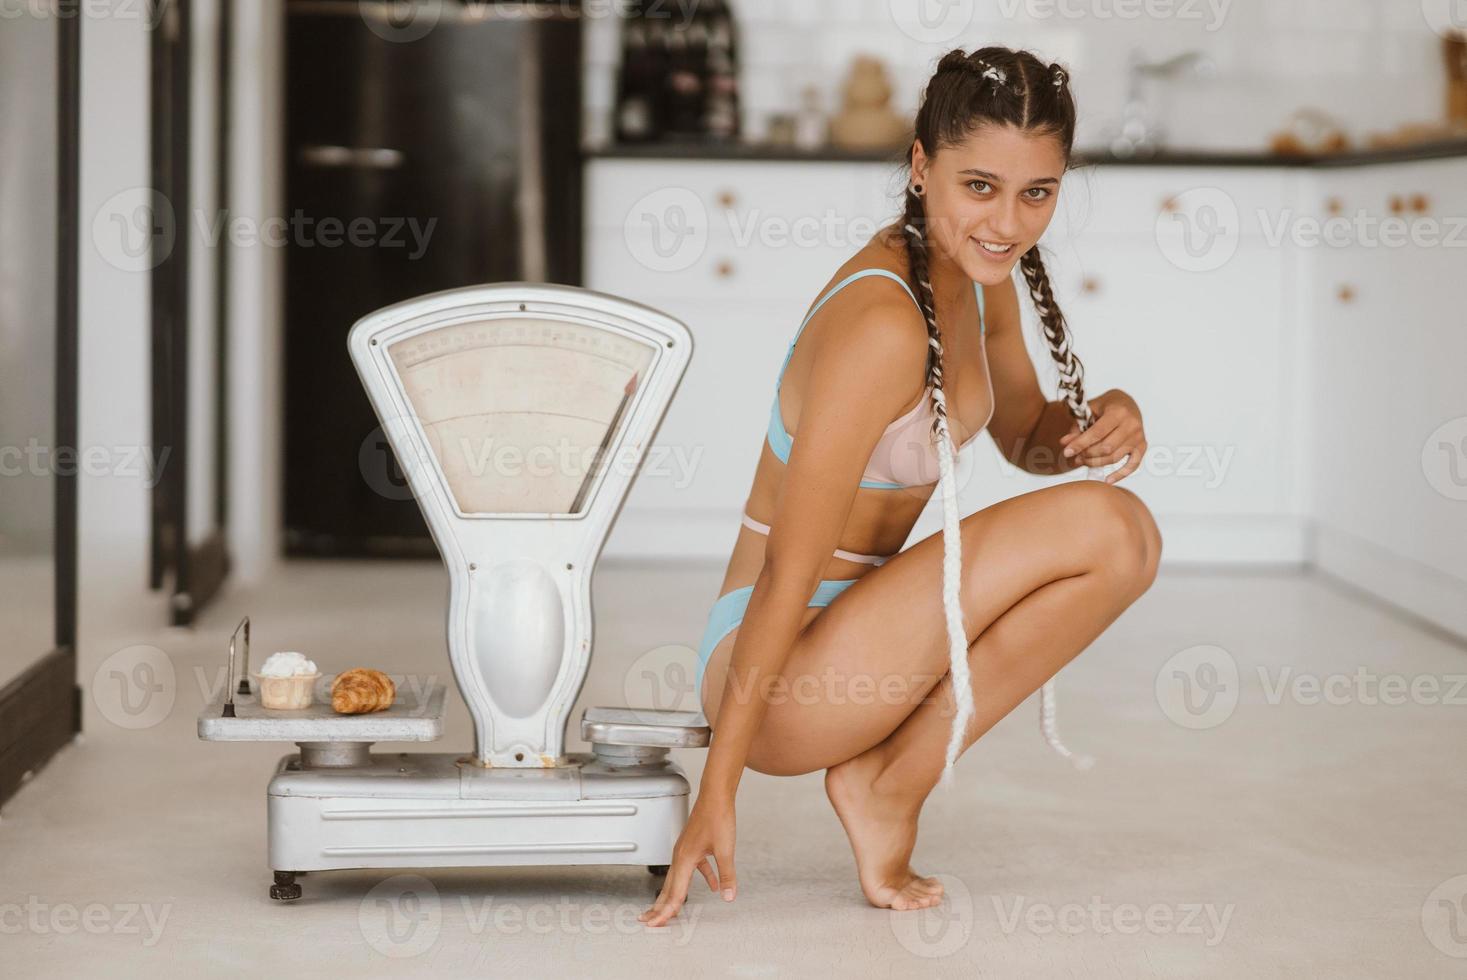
[266,750,690,898]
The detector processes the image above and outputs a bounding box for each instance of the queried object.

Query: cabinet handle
[1159,195,1179,215]
[1325,196,1344,216]
[1337,284,1356,304]
[1410,193,1430,215]
[1081,277,1101,294]
[714,259,735,278]
[716,189,737,209]
[1388,195,1406,215]
[298,144,404,169]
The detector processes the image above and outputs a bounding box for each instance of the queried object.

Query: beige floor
[2,558,1464,978]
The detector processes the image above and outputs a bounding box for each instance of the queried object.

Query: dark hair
[897,46,1094,781]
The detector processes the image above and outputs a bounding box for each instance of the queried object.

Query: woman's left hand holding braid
[1058,389,1146,484]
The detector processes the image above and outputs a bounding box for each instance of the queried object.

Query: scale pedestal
[197,284,709,900]
[199,684,705,900]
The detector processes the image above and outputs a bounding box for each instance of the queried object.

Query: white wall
[76,2,168,643]
[76,0,282,651]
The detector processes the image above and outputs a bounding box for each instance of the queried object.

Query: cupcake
[252,651,321,710]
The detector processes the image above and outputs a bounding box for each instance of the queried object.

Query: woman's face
[912,125,1067,286]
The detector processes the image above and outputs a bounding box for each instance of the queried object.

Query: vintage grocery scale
[198,283,709,901]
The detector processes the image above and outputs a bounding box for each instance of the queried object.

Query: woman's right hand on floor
[638,791,737,927]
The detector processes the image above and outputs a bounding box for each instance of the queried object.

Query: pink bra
[744,268,993,565]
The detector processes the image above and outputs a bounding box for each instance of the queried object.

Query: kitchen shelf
[584,137,1467,168]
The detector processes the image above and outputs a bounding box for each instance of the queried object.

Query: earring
[911,183,924,196]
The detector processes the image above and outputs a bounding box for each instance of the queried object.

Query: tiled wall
[583,0,1451,152]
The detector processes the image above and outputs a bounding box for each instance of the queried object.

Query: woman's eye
[966,180,991,194]
[1024,187,1051,200]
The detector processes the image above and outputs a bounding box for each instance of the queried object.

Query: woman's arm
[698,287,931,802]
[980,276,1087,476]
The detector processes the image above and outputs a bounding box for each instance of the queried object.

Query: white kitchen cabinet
[1300,158,1467,639]
[585,152,1467,609]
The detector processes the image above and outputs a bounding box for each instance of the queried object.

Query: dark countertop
[584,138,1467,168]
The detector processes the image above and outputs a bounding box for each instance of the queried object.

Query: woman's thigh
[699,480,1158,774]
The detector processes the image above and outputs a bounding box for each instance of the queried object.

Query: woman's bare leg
[697,481,1161,909]
[824,559,1153,908]
[703,482,1159,773]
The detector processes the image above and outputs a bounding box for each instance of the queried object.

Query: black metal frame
[0,3,83,808]
[149,0,232,625]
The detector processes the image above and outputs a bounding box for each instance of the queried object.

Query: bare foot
[824,752,944,910]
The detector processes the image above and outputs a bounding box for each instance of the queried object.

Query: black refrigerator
[283,0,583,557]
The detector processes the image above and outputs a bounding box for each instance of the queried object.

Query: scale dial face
[388,316,657,515]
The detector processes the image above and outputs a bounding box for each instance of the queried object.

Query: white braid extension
[1038,386,1098,770]
[973,59,1008,87]
[903,212,976,791]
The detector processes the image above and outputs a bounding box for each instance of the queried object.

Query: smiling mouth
[974,239,1015,255]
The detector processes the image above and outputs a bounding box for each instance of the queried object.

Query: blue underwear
[695,578,861,698]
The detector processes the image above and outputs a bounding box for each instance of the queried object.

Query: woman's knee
[1055,481,1157,592]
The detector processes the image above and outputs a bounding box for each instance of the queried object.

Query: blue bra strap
[976,281,986,337]
[774,269,920,392]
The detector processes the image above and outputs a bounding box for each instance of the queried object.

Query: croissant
[331,668,396,714]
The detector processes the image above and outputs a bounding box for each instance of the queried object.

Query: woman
[640,45,1161,924]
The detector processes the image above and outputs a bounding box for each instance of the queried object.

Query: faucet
[1107,49,1217,157]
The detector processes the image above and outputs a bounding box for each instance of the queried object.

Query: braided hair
[896,47,1095,786]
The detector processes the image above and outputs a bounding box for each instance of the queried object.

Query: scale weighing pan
[198,283,709,901]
